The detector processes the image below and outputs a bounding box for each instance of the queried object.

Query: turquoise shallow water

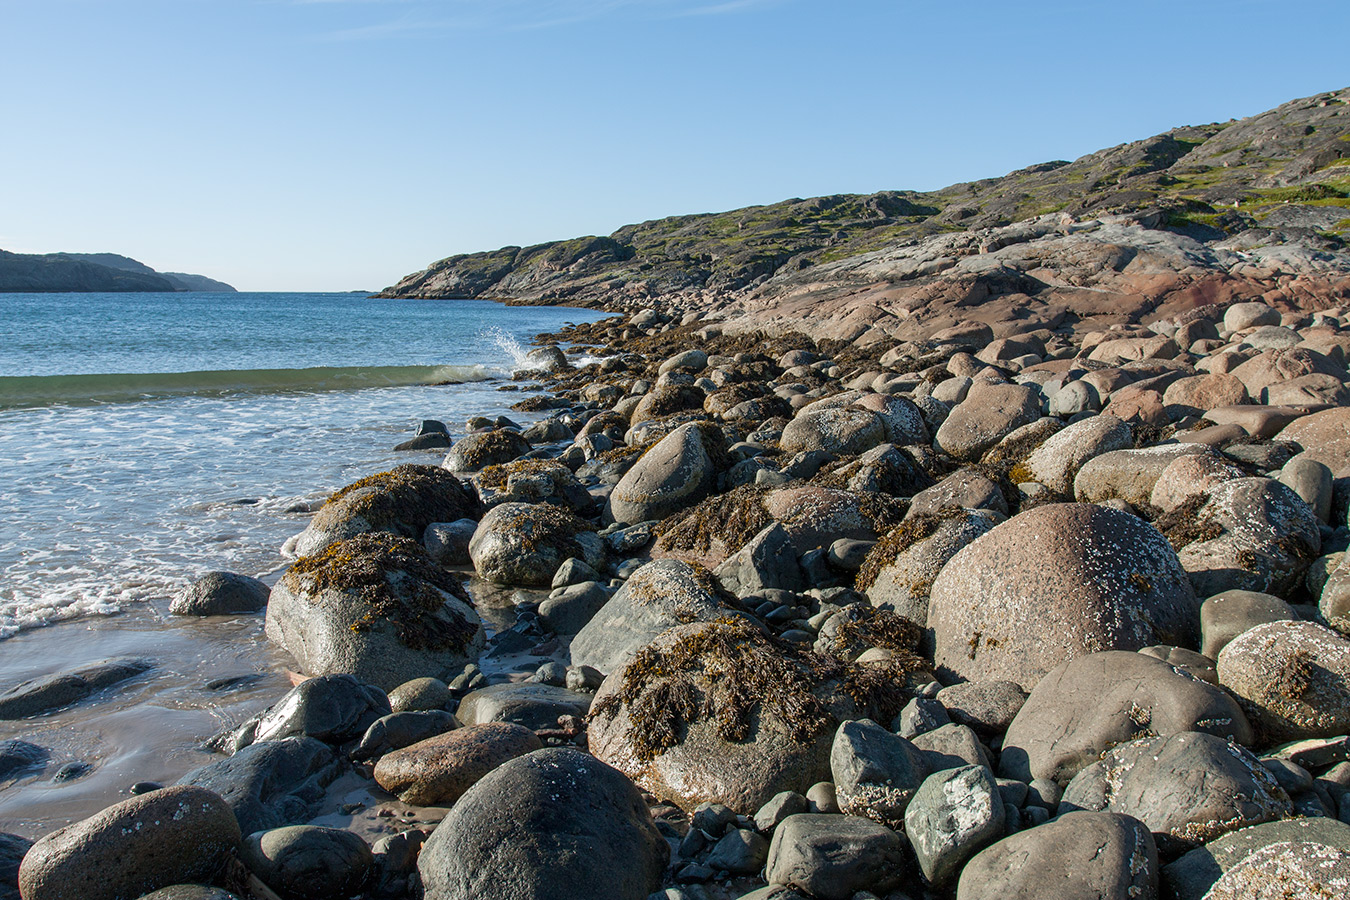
[0,292,612,834]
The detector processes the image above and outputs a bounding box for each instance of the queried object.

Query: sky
[1,1,1348,292]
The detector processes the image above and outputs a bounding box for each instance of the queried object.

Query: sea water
[0,291,613,834]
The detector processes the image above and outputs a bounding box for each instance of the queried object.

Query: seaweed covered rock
[780,407,885,456]
[442,429,532,475]
[265,533,485,691]
[858,508,1003,626]
[569,559,730,675]
[417,748,667,900]
[1172,477,1320,599]
[295,465,481,557]
[18,786,241,900]
[999,651,1253,787]
[468,502,604,587]
[1059,732,1291,855]
[472,458,593,512]
[763,484,906,555]
[630,383,706,425]
[1216,620,1350,742]
[812,605,926,663]
[926,503,1198,691]
[607,421,724,526]
[955,811,1158,900]
[587,618,930,813]
[652,484,777,567]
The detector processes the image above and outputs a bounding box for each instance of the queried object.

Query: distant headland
[0,250,234,293]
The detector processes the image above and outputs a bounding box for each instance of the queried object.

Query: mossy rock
[630,384,706,425]
[588,618,931,814]
[296,465,481,558]
[443,429,532,474]
[468,502,603,587]
[265,532,485,691]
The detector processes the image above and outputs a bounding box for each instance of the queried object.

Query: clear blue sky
[2,0,1347,291]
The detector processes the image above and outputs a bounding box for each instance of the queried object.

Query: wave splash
[0,363,504,408]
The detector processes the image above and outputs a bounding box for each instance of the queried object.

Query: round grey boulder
[780,407,886,456]
[935,382,1043,462]
[172,571,270,616]
[1019,413,1132,496]
[241,826,372,900]
[765,813,908,900]
[417,748,667,900]
[955,811,1158,900]
[18,786,241,900]
[443,429,532,474]
[927,503,1199,691]
[607,421,723,526]
[1199,590,1296,660]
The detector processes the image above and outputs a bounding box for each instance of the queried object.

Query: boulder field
[14,295,1350,896]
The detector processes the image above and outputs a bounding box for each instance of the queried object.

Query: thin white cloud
[304,0,786,40]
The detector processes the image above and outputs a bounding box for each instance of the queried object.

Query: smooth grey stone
[387,676,453,713]
[956,810,1156,900]
[565,665,604,693]
[172,571,270,616]
[351,710,458,761]
[552,557,600,589]
[705,828,769,875]
[753,791,809,833]
[394,432,451,451]
[417,748,667,900]
[136,886,242,900]
[0,740,48,780]
[765,814,906,900]
[528,661,568,687]
[242,826,372,900]
[0,657,154,719]
[0,833,31,900]
[805,782,839,815]
[912,723,992,773]
[177,737,345,835]
[229,673,391,751]
[423,519,478,566]
[539,581,610,635]
[456,682,590,731]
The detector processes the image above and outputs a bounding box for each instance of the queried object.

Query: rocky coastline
[7,289,1350,900]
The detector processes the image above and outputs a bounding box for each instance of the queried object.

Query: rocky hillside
[379,87,1350,337]
[0,250,235,293]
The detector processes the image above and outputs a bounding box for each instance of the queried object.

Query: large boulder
[569,559,729,675]
[764,814,908,900]
[1060,732,1291,854]
[295,465,480,557]
[926,504,1199,690]
[956,811,1158,900]
[416,748,667,900]
[266,533,484,691]
[607,422,723,526]
[851,393,930,445]
[999,651,1252,786]
[1162,817,1350,900]
[1216,620,1350,742]
[1174,477,1320,598]
[468,502,604,587]
[18,786,241,900]
[935,382,1043,461]
[372,722,543,805]
[442,429,531,474]
[587,619,929,814]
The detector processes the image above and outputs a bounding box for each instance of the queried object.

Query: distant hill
[0,250,235,293]
[379,87,1350,311]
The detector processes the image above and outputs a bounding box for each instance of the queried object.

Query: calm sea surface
[0,291,612,833]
